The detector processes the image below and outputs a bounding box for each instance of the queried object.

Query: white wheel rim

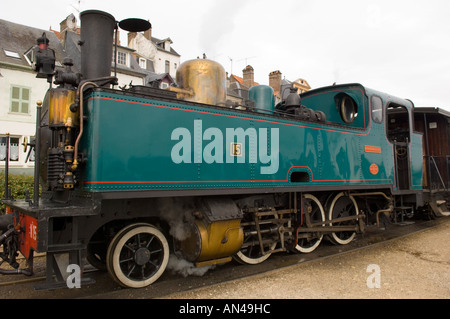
[235,242,276,265]
[107,225,169,288]
[234,213,278,265]
[295,193,325,253]
[328,192,359,245]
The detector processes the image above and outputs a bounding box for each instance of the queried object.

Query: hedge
[0,171,40,213]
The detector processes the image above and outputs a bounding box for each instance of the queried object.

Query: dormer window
[4,49,21,59]
[164,40,171,51]
[24,48,34,65]
[138,57,146,69]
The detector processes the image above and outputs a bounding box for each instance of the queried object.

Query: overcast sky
[1,0,449,110]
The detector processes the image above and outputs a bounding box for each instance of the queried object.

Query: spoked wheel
[295,193,325,253]
[233,215,277,265]
[106,223,169,288]
[328,192,359,245]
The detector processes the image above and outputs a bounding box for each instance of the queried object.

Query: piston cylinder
[177,219,243,265]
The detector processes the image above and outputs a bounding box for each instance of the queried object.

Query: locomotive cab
[386,102,413,190]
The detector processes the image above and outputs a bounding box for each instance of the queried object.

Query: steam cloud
[167,254,215,277]
[157,198,215,277]
[157,197,195,241]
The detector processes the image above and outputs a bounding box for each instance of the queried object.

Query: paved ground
[165,219,450,299]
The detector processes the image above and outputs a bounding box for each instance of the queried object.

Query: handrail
[430,156,447,190]
[424,155,449,191]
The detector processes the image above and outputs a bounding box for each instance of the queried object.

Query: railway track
[0,216,448,299]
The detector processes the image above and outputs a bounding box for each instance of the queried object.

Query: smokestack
[79,10,116,80]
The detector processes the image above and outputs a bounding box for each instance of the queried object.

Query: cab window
[387,103,410,143]
[371,96,383,124]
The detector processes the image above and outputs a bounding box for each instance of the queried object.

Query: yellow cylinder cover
[176,59,226,106]
[48,88,78,127]
[180,219,243,263]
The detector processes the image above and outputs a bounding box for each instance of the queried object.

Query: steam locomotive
[1,10,449,290]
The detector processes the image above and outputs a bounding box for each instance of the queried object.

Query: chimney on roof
[114,29,120,46]
[144,25,152,41]
[128,32,136,48]
[60,13,77,33]
[269,70,282,92]
[59,13,77,45]
[243,65,254,88]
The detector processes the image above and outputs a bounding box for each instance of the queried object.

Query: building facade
[127,27,180,81]
[0,19,67,175]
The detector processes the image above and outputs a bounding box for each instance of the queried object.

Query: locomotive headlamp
[33,33,55,82]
